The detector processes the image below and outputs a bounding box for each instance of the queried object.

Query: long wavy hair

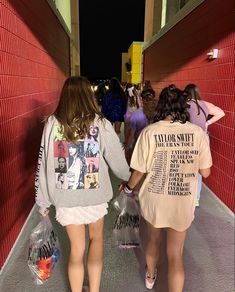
[108,77,126,99]
[54,76,103,143]
[184,83,202,115]
[154,85,189,123]
[94,82,107,106]
[141,88,156,123]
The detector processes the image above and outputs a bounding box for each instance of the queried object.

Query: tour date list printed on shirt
[148,133,199,196]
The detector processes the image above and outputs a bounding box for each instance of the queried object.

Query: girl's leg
[87,217,104,292]
[114,121,122,136]
[145,220,162,281]
[66,224,86,292]
[124,121,129,142]
[166,228,187,292]
[124,115,131,141]
[196,174,202,206]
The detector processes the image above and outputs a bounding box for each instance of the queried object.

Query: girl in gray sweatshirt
[35,76,130,292]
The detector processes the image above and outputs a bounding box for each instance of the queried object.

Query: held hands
[118,181,134,197]
[39,208,49,217]
[118,181,126,192]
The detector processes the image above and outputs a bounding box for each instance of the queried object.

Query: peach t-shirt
[130,121,212,231]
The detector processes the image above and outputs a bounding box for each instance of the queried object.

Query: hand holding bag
[28,216,60,285]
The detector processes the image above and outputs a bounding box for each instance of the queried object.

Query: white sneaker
[145,270,157,289]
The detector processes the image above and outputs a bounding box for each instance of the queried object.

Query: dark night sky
[79,0,145,83]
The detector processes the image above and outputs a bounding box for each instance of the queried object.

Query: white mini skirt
[56,203,108,226]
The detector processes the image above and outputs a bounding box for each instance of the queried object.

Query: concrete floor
[0,171,234,292]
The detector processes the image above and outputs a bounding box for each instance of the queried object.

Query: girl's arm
[126,169,145,189]
[100,120,131,181]
[35,122,52,215]
[199,167,211,178]
[204,101,225,126]
[119,169,145,195]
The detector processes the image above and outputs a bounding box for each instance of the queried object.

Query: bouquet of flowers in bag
[28,216,60,285]
[112,191,141,249]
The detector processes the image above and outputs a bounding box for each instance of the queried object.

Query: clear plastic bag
[28,216,60,285]
[112,192,141,249]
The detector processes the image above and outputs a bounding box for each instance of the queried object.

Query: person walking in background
[123,83,138,142]
[142,80,152,91]
[120,85,212,291]
[35,76,130,292]
[184,83,225,130]
[124,88,156,164]
[94,82,107,108]
[184,83,225,207]
[101,77,127,136]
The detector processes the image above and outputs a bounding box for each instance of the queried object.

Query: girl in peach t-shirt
[121,86,212,291]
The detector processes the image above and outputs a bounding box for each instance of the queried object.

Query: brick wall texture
[143,0,234,211]
[0,0,70,268]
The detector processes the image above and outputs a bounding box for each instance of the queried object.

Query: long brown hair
[54,76,103,143]
[154,86,189,123]
[184,83,202,115]
[184,83,201,101]
[141,88,156,123]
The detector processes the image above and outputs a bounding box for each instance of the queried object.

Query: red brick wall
[143,0,235,211]
[0,0,70,268]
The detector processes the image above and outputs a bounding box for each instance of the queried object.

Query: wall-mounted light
[207,49,218,60]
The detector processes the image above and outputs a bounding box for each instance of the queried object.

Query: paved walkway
[0,173,234,292]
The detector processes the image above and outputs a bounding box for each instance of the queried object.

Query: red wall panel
[143,0,235,211]
[0,0,70,268]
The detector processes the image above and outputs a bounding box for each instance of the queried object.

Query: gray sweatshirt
[35,115,130,212]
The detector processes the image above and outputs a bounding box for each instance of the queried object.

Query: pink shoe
[145,269,157,289]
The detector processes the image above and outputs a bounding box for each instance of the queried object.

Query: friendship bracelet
[123,184,133,194]
[125,183,133,191]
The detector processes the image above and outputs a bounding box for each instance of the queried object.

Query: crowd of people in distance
[35,75,225,292]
